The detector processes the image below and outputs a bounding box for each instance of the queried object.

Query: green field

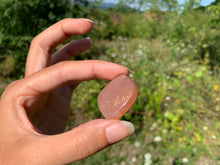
[0,0,220,164]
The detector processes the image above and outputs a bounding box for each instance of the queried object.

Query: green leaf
[164,111,175,121]
[195,70,203,78]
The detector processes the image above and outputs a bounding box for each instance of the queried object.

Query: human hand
[0,18,134,164]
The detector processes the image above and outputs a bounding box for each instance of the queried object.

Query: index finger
[25,18,93,76]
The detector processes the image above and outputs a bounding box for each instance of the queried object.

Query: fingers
[51,37,92,65]
[33,119,134,164]
[23,60,129,95]
[25,18,93,76]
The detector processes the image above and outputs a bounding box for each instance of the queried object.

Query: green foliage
[0,0,100,77]
[117,0,179,11]
[1,0,219,77]
[72,36,220,164]
[182,0,201,11]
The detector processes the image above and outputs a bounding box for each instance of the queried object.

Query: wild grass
[70,38,220,165]
[0,37,219,165]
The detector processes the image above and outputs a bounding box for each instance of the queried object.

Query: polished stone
[98,74,138,119]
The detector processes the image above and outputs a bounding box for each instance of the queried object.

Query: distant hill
[98,2,136,12]
[99,2,116,9]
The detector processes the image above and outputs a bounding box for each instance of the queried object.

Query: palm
[28,87,72,134]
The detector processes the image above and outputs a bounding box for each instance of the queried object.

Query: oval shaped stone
[97,74,138,119]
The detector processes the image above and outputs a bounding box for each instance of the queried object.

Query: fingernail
[105,121,135,144]
[120,121,135,135]
[85,37,93,44]
[80,18,94,26]
[126,67,134,78]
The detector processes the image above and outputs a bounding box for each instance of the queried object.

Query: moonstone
[97,74,138,119]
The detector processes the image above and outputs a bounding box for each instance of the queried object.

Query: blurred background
[0,0,220,164]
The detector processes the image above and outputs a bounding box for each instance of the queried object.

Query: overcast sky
[103,0,215,6]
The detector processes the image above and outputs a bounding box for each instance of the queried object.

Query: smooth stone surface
[97,74,138,119]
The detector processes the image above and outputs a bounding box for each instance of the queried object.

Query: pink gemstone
[97,74,138,119]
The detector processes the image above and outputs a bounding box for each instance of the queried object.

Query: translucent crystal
[98,74,138,119]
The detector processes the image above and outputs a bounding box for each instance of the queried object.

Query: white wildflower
[202,44,208,48]
[203,126,208,131]
[150,123,156,131]
[171,63,177,68]
[165,96,171,101]
[111,53,116,58]
[122,54,127,59]
[136,50,143,56]
[212,135,217,139]
[120,161,126,165]
[139,44,143,48]
[162,129,168,134]
[132,157,137,162]
[154,136,162,142]
[182,157,189,163]
[134,141,141,148]
[150,127,154,131]
[144,153,152,165]
[121,47,126,51]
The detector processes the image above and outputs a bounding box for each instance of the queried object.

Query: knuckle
[30,36,39,46]
[78,132,102,157]
[1,79,23,99]
[61,18,72,23]
[4,80,20,91]
[78,122,108,155]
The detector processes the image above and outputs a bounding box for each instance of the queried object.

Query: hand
[0,18,134,165]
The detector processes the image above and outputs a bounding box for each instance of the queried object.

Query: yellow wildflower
[179,138,183,142]
[175,99,180,104]
[214,85,219,90]
[177,127,182,131]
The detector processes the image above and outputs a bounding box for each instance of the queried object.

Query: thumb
[35,119,134,165]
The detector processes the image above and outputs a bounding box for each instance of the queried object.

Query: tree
[182,0,201,11]
[117,0,179,11]
[0,0,100,78]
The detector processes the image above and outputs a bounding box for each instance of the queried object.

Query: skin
[0,18,133,165]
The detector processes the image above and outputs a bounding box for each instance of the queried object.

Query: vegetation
[0,0,220,164]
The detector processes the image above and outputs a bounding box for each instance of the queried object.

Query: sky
[103,0,215,6]
[178,0,215,6]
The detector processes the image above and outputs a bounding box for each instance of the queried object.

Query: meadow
[0,1,220,164]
